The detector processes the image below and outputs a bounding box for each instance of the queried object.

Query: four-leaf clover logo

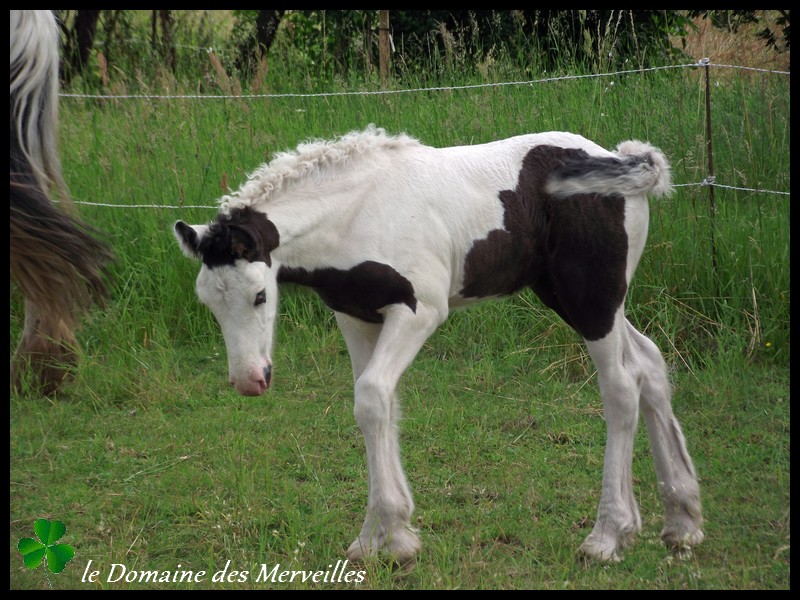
[18,518,75,575]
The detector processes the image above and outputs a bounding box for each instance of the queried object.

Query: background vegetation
[10,10,789,590]
[55,10,789,88]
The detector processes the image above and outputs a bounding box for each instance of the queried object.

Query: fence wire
[58,59,790,209]
[60,60,789,101]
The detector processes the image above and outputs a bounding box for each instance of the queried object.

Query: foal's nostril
[263,364,272,387]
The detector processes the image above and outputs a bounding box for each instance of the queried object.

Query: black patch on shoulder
[460,145,629,341]
[199,207,280,268]
[279,261,417,323]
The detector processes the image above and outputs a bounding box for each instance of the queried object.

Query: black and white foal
[174,127,703,564]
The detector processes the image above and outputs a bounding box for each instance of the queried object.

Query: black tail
[545,140,673,199]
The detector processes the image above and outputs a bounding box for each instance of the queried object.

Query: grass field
[10,22,790,589]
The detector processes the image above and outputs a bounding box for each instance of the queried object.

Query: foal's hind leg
[336,304,445,566]
[12,299,78,395]
[579,313,643,562]
[625,320,703,554]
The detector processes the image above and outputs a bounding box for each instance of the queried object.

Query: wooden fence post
[379,10,390,87]
[701,57,719,293]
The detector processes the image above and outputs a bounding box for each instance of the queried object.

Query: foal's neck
[264,182,363,268]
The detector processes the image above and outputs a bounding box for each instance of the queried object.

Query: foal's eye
[254,290,266,307]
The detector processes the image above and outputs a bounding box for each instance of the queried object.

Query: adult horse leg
[337,303,446,566]
[12,299,78,395]
[625,319,703,554]
[10,181,112,394]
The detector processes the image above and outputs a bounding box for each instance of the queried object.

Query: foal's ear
[229,226,260,262]
[174,221,208,260]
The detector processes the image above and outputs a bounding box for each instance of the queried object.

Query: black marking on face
[279,261,417,324]
[460,145,628,341]
[198,207,280,268]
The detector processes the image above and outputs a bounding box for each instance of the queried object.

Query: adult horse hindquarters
[174,127,704,564]
[10,10,113,394]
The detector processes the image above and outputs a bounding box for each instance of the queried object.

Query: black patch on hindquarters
[279,261,417,324]
[195,207,281,268]
[459,145,629,341]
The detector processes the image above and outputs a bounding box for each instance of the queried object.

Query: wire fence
[59,59,790,210]
[60,60,789,100]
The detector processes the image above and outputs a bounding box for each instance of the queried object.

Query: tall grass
[36,62,790,370]
[9,27,789,590]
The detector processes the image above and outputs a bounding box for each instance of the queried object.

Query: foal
[174,126,703,563]
[10,10,112,394]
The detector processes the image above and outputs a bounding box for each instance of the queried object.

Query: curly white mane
[219,125,420,214]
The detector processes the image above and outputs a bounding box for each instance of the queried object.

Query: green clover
[18,518,75,574]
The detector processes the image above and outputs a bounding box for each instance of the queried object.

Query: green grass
[10,61,789,589]
[9,315,791,589]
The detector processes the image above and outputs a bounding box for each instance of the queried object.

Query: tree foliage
[51,10,790,89]
[689,10,790,53]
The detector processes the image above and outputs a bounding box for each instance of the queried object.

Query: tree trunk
[158,10,177,74]
[68,10,101,76]
[255,10,285,55]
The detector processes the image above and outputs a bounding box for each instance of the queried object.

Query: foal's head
[174,208,280,396]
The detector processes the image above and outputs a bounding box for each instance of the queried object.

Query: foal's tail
[10,10,113,323]
[545,140,673,199]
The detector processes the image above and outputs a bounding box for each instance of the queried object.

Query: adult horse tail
[10,10,114,394]
[545,140,673,199]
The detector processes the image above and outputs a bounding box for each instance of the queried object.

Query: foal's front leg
[337,304,444,565]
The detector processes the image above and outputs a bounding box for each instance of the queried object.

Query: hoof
[578,538,623,563]
[346,526,421,570]
[578,521,638,563]
[12,341,78,396]
[662,523,704,556]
